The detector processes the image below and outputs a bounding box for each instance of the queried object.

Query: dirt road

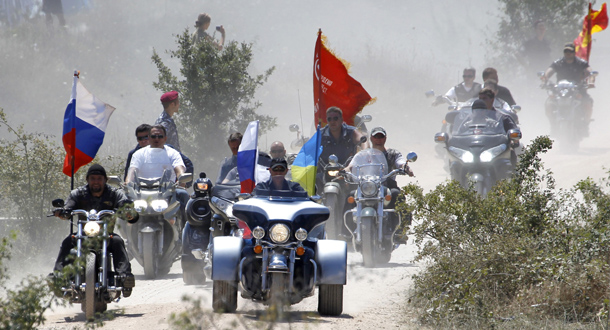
[41,241,422,329]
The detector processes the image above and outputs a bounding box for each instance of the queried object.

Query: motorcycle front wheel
[142,232,158,279]
[324,194,340,240]
[84,252,96,320]
[269,272,288,319]
[360,217,376,268]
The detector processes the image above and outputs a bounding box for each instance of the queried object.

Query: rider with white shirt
[126,125,189,228]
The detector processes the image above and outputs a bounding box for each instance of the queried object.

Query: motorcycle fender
[315,239,347,285]
[211,236,243,281]
[324,182,341,195]
[360,207,377,218]
[268,253,289,272]
[162,201,180,220]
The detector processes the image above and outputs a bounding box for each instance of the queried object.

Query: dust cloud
[1,0,609,278]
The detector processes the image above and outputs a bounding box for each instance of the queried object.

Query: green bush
[401,136,610,326]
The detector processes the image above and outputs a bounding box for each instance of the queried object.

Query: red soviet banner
[313,29,375,127]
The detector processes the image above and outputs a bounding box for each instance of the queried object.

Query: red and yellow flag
[313,29,375,127]
[574,2,608,61]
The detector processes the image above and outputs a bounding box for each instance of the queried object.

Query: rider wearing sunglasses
[435,67,482,105]
[318,106,368,171]
[252,158,305,194]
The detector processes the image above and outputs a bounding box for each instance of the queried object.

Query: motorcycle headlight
[269,224,290,244]
[361,180,378,197]
[195,182,209,192]
[480,144,508,162]
[84,221,101,237]
[252,226,265,239]
[134,200,148,212]
[327,170,339,177]
[151,200,168,212]
[295,228,308,241]
[448,146,474,163]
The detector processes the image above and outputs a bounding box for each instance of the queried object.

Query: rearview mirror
[359,136,368,144]
[511,105,521,113]
[52,199,65,207]
[328,154,339,166]
[425,90,436,98]
[406,152,418,162]
[179,173,193,184]
[107,176,122,187]
[360,114,372,123]
[289,124,300,132]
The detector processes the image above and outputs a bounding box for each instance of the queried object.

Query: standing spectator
[155,91,181,152]
[192,13,225,50]
[42,0,66,27]
[520,20,552,75]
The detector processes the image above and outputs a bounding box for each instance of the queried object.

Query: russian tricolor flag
[62,71,116,176]
[237,121,259,193]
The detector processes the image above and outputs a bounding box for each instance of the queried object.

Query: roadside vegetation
[399,136,610,328]
[152,30,277,169]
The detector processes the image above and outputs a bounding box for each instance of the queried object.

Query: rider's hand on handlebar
[403,165,415,177]
[53,208,71,220]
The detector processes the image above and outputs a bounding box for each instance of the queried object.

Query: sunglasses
[372,134,386,139]
[137,135,149,141]
[150,134,165,139]
[463,75,475,78]
[270,149,284,154]
[327,116,341,122]
[271,166,286,172]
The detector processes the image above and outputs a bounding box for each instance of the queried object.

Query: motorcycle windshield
[211,183,241,200]
[452,110,506,136]
[232,196,330,232]
[349,148,388,177]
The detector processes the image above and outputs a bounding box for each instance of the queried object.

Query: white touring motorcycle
[112,169,192,279]
[341,148,417,267]
[211,189,347,316]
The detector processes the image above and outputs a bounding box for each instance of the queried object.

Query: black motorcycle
[435,110,522,196]
[211,189,347,316]
[50,200,130,320]
[181,172,242,285]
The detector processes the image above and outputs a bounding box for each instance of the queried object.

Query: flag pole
[69,70,79,236]
[587,2,593,62]
[317,29,323,127]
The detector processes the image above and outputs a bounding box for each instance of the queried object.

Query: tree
[151,30,276,171]
[487,0,588,76]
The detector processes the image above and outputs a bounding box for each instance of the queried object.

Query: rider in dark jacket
[51,164,138,295]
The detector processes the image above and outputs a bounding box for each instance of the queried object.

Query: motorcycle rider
[50,164,138,296]
[368,127,414,242]
[482,67,516,106]
[434,67,482,105]
[123,123,194,185]
[482,80,519,123]
[126,125,190,229]
[318,106,368,170]
[253,158,305,193]
[216,132,242,184]
[540,42,595,135]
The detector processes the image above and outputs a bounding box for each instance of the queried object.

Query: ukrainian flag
[291,128,322,196]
